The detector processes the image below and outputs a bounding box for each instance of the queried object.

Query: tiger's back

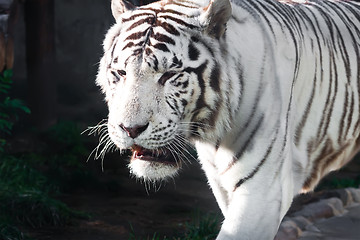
[271,0,360,191]
[96,0,360,239]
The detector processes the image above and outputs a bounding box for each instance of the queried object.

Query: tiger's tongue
[130,145,177,164]
[131,145,157,161]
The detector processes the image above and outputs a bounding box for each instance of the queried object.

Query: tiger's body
[96,0,360,239]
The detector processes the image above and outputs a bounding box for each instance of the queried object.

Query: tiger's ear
[199,0,232,39]
[111,0,137,20]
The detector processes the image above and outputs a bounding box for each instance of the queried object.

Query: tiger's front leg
[217,177,293,240]
[197,142,295,240]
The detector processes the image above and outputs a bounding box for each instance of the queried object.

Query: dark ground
[23,149,220,240]
[14,134,360,240]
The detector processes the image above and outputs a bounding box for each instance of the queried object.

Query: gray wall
[13,0,115,124]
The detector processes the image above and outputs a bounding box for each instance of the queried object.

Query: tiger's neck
[193,1,300,214]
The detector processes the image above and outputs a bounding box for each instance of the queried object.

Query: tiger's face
[97,0,231,181]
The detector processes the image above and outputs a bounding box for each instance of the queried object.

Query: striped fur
[96,0,360,239]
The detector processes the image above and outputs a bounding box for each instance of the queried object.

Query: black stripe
[338,87,349,143]
[125,28,149,41]
[235,131,276,190]
[294,61,318,146]
[188,42,199,61]
[145,47,152,55]
[126,16,155,31]
[160,9,187,16]
[153,55,159,71]
[110,38,119,61]
[122,13,153,22]
[207,99,221,128]
[317,49,339,144]
[169,55,183,69]
[151,32,175,45]
[152,43,170,52]
[140,7,188,15]
[157,20,180,36]
[209,62,220,92]
[249,0,275,37]
[239,66,264,134]
[328,1,353,84]
[166,98,179,116]
[235,114,264,159]
[184,62,209,124]
[160,15,197,29]
[122,42,135,51]
[193,36,215,58]
[344,92,355,139]
[234,63,244,114]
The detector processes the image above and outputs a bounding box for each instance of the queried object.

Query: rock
[281,188,360,240]
[291,216,312,230]
[293,198,344,221]
[333,188,353,206]
[326,198,345,216]
[275,220,301,240]
[299,203,360,239]
[347,188,360,203]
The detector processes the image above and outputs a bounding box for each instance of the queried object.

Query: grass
[316,175,360,191]
[183,212,220,240]
[0,156,88,228]
[128,212,221,240]
[1,119,359,239]
[315,154,360,191]
[0,121,92,239]
[0,71,99,239]
[0,222,32,240]
[129,229,167,240]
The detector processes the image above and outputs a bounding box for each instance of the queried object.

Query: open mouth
[131,145,177,165]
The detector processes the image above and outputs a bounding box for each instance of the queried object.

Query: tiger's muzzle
[130,144,179,166]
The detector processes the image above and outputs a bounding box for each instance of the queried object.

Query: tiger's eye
[117,70,126,76]
[111,70,126,83]
[158,71,176,86]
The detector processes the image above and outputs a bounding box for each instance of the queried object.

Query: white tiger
[96,0,360,239]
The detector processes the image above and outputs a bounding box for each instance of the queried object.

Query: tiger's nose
[120,123,149,139]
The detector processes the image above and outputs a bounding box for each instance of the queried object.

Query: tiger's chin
[128,145,181,181]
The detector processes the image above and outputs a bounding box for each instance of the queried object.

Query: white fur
[129,160,179,181]
[97,0,360,239]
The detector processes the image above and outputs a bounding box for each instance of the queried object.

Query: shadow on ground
[17,135,360,240]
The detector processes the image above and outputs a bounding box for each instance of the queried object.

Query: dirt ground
[25,151,220,240]
[24,148,360,240]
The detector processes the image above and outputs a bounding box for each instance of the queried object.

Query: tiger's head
[97,0,232,181]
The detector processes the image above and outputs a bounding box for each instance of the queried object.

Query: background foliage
[0,70,30,153]
[0,70,89,240]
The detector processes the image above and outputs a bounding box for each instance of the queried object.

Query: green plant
[0,156,89,228]
[46,121,90,168]
[0,70,30,152]
[128,223,171,240]
[0,156,55,193]
[34,121,100,193]
[183,212,220,240]
[129,232,169,240]
[0,222,32,240]
[0,70,91,238]
[316,175,360,191]
[128,211,220,240]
